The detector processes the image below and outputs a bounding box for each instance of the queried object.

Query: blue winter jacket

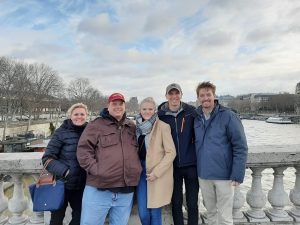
[158,102,196,167]
[194,104,248,183]
[42,119,87,190]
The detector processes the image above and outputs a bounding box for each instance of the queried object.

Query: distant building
[218,95,235,106]
[250,93,277,103]
[234,93,277,112]
[295,82,300,114]
[237,94,251,101]
[295,82,300,95]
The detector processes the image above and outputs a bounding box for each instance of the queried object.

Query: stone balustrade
[0,144,300,225]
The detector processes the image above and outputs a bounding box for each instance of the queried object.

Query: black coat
[42,119,87,190]
[158,102,197,167]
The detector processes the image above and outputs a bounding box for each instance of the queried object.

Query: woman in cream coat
[136,97,176,225]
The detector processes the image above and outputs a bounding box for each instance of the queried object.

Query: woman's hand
[146,172,157,182]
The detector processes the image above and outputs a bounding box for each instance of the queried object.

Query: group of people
[42,81,248,225]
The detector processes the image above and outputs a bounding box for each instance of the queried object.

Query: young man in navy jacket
[158,83,199,225]
[194,81,248,225]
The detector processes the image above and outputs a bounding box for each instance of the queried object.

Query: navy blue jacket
[194,104,248,183]
[42,119,87,190]
[158,102,196,167]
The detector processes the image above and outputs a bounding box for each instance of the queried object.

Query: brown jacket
[146,119,176,208]
[77,117,142,188]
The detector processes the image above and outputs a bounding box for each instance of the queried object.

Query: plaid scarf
[136,113,157,140]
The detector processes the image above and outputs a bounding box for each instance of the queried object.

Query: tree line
[227,94,297,114]
[0,56,110,121]
[0,56,138,139]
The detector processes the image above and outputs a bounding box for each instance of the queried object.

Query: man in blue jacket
[158,83,199,225]
[194,81,248,225]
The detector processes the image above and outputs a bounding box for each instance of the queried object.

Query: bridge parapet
[0,146,300,225]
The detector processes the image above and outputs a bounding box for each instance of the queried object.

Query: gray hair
[67,103,88,118]
[139,97,156,109]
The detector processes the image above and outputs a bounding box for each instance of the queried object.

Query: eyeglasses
[73,113,86,116]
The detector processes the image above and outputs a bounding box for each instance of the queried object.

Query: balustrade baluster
[7,173,28,224]
[27,175,44,225]
[245,167,269,222]
[0,178,8,225]
[266,166,293,222]
[233,186,246,222]
[288,166,300,222]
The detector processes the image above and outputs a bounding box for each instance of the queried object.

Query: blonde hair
[139,97,156,109]
[67,103,88,118]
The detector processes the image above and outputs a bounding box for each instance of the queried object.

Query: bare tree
[269,94,295,113]
[0,57,32,139]
[67,78,106,114]
[26,63,64,131]
[126,97,139,115]
[67,78,91,102]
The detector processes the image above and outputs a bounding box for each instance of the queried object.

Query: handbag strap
[37,158,56,185]
[40,158,53,176]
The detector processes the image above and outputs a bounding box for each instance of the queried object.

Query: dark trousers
[172,166,199,225]
[50,188,84,225]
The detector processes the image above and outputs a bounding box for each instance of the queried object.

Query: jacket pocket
[100,132,118,148]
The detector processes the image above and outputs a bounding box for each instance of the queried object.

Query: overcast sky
[1,0,299,103]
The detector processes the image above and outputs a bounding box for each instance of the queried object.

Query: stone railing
[0,145,300,225]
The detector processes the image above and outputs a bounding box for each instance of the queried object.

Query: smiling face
[140,102,155,120]
[166,89,182,111]
[197,87,215,112]
[107,100,125,121]
[70,107,87,126]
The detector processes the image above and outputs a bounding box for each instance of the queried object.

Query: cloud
[0,0,299,103]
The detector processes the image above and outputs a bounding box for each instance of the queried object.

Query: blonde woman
[136,97,176,225]
[42,103,88,225]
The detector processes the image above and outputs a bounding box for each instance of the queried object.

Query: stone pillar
[289,166,300,221]
[0,178,8,225]
[245,167,269,222]
[27,175,44,225]
[233,186,247,222]
[266,166,293,222]
[7,174,28,224]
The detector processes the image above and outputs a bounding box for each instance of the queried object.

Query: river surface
[242,119,300,146]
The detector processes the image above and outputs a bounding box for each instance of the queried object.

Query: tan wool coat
[146,119,176,208]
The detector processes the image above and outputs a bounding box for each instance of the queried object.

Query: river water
[242,119,300,146]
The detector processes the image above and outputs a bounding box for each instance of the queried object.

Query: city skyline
[0,0,299,102]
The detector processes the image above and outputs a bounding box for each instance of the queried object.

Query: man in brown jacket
[77,93,142,225]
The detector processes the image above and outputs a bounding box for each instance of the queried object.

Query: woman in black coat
[42,103,88,225]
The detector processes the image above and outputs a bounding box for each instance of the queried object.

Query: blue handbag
[29,159,65,212]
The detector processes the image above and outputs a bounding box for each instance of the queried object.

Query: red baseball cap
[108,93,125,103]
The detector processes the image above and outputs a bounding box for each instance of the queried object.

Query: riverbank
[240,113,300,124]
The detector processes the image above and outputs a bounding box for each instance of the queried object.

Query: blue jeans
[137,160,162,225]
[80,185,134,225]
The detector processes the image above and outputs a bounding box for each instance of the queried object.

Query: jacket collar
[157,101,194,116]
[195,101,228,118]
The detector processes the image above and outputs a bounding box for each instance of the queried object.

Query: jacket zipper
[175,117,181,165]
[120,126,126,185]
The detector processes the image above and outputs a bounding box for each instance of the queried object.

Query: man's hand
[231,181,240,186]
